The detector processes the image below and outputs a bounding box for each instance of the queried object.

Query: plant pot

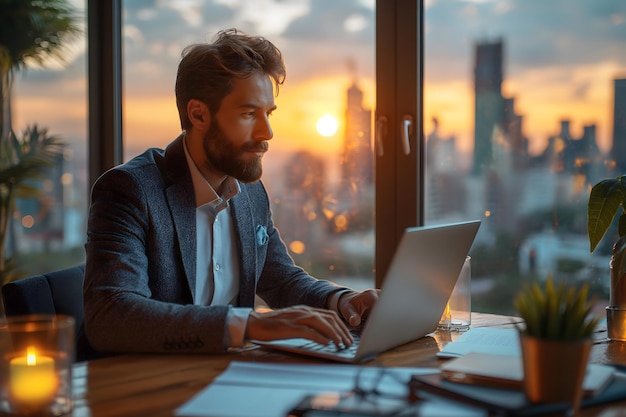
[520,335,591,413]
[608,249,626,341]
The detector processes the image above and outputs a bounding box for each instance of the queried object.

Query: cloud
[278,0,375,83]
[425,0,626,82]
[215,0,310,36]
[282,0,374,42]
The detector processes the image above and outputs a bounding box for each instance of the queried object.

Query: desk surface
[70,312,624,417]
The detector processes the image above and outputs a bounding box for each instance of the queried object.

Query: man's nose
[255,115,273,141]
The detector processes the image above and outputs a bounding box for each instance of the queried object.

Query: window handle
[375,116,387,156]
[401,115,413,155]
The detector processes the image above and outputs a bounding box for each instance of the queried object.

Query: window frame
[375,0,424,286]
[87,0,123,188]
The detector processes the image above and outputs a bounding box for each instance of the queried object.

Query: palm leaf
[0,125,64,272]
[0,125,63,187]
[0,0,82,70]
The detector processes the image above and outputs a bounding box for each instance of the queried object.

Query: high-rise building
[610,78,626,174]
[503,97,528,171]
[425,117,466,220]
[341,81,373,189]
[334,78,373,233]
[473,39,504,175]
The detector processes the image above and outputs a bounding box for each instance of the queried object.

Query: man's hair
[175,28,286,130]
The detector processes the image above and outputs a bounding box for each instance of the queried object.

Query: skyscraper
[472,38,528,175]
[340,81,373,192]
[473,39,504,175]
[610,78,626,174]
[335,78,373,233]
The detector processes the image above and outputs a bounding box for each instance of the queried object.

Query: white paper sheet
[436,327,521,358]
[175,361,486,417]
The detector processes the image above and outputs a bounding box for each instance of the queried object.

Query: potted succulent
[514,278,599,411]
[588,175,626,340]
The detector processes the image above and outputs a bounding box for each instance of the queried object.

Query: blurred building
[472,39,529,176]
[340,81,373,194]
[473,39,504,175]
[335,77,373,233]
[610,78,626,175]
[425,117,467,220]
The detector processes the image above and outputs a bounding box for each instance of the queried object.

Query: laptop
[253,220,481,363]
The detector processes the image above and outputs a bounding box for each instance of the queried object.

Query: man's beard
[202,120,267,183]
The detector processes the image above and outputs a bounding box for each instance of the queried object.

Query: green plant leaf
[588,177,626,253]
[545,279,561,339]
[514,278,597,340]
[562,287,580,340]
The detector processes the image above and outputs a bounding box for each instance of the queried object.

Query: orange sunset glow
[317,115,339,137]
[12,67,617,163]
[120,75,369,158]
[270,77,348,154]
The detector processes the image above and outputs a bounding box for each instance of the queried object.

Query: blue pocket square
[256,225,269,246]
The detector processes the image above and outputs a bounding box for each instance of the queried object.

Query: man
[83,28,379,355]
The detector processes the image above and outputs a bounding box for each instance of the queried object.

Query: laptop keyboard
[296,335,361,356]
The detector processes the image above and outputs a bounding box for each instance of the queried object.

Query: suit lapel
[164,136,197,301]
[231,186,257,308]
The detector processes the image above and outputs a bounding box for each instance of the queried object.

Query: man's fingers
[343,303,361,327]
[339,288,381,327]
[295,308,353,346]
[246,306,353,346]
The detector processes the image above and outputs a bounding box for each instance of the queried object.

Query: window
[11,1,615,319]
[122,1,377,290]
[4,0,87,277]
[423,0,624,315]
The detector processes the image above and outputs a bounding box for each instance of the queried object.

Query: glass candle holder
[438,256,471,332]
[0,315,75,416]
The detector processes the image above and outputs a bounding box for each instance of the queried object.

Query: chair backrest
[1,264,85,340]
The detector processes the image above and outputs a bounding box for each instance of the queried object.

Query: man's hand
[338,289,381,327]
[246,305,353,347]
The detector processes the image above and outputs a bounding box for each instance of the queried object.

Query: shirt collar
[183,134,241,209]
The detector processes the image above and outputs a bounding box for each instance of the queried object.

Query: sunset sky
[9,0,626,163]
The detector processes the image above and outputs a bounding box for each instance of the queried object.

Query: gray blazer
[84,135,344,354]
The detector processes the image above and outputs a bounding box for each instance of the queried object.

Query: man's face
[202,72,276,183]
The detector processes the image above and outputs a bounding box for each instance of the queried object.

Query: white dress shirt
[183,138,251,347]
[183,136,349,347]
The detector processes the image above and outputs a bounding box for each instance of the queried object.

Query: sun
[316,114,339,137]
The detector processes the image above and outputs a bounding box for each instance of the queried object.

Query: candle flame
[26,347,37,365]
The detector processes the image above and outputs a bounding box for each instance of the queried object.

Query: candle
[440,301,452,325]
[9,347,58,407]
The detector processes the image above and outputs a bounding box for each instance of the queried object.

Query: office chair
[0,264,96,361]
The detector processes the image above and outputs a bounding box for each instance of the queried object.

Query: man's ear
[187,99,210,130]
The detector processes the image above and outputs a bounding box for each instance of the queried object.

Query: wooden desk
[69,313,625,417]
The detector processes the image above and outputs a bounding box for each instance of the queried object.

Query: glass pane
[122,1,376,290]
[4,0,87,278]
[424,0,623,315]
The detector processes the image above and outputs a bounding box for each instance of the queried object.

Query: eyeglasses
[288,368,421,417]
